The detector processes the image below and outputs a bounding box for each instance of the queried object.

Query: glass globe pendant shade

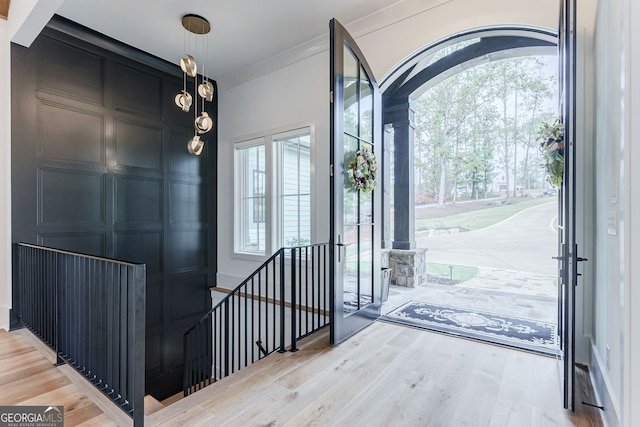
[187,135,204,156]
[195,112,213,134]
[180,54,197,77]
[174,90,192,112]
[198,80,214,102]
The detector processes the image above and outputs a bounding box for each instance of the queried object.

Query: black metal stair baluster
[213,310,218,382]
[323,245,327,327]
[105,263,113,392]
[182,333,187,395]
[121,265,129,404]
[97,262,104,388]
[305,246,309,336]
[224,299,229,378]
[250,277,255,363]
[32,248,36,337]
[219,308,223,379]
[192,324,197,392]
[272,259,276,354]
[207,314,212,386]
[290,248,298,352]
[279,250,286,352]
[193,323,199,392]
[267,254,284,351]
[200,321,206,391]
[312,246,316,331]
[298,248,302,342]
[205,318,210,388]
[113,264,121,399]
[189,321,194,393]
[258,270,262,359]
[232,294,237,374]
[88,259,94,381]
[264,264,268,354]
[243,278,248,368]
[238,290,242,372]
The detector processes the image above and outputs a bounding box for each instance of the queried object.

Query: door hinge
[330,164,334,176]
[330,91,334,104]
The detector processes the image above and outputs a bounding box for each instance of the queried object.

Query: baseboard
[216,272,243,288]
[57,364,132,427]
[590,339,620,427]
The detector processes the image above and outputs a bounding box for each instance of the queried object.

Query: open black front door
[329,18,382,345]
[558,0,582,411]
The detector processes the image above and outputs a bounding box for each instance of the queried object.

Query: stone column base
[382,248,427,288]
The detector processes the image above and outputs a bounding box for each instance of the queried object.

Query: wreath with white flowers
[345,147,377,193]
[537,119,564,188]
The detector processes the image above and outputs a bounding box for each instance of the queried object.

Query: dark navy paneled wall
[11,16,217,399]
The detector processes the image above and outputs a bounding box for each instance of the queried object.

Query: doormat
[381,300,559,356]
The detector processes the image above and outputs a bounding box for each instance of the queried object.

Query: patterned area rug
[382,300,560,355]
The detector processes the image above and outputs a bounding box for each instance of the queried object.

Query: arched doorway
[379,27,561,355]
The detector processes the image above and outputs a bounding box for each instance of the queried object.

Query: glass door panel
[330,18,382,344]
[360,65,373,143]
[359,227,373,308]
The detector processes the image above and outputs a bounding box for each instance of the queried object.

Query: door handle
[337,235,345,262]
[552,256,565,261]
[337,243,345,262]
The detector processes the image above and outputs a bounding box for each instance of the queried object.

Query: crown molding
[218,0,451,89]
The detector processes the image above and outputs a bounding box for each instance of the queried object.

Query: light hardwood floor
[0,323,603,426]
[0,329,117,426]
[148,321,603,427]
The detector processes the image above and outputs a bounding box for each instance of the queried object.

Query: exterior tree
[413,54,557,206]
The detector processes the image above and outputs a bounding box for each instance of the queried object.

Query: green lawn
[427,262,477,283]
[416,198,554,231]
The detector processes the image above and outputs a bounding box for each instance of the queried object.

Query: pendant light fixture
[174,14,215,156]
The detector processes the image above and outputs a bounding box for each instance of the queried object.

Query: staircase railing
[15,243,146,426]
[183,243,329,396]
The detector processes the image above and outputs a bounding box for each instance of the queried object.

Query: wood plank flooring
[148,321,603,427]
[0,329,117,426]
[0,323,603,426]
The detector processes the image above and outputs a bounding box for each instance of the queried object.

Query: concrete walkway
[415,200,558,275]
[382,266,559,324]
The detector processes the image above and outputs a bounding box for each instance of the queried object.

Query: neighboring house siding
[280,141,311,246]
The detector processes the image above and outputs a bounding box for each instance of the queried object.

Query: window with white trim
[235,141,266,254]
[234,126,312,256]
[274,130,311,247]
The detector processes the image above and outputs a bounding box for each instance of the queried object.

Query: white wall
[0,18,11,331]
[593,0,623,422]
[217,53,329,285]
[623,0,640,423]
[591,0,640,425]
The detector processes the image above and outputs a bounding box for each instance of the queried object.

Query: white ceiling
[55,0,406,86]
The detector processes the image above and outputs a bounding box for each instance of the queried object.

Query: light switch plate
[608,211,617,235]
